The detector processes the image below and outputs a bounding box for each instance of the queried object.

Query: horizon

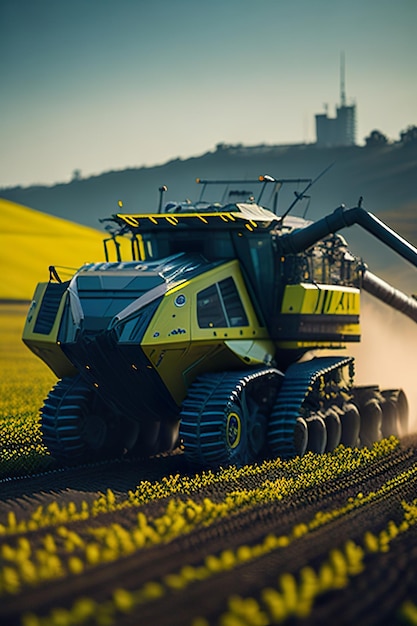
[0,139,413,192]
[1,0,416,188]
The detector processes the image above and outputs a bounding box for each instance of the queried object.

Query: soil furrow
[1,436,416,625]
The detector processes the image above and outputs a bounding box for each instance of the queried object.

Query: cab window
[197,277,248,328]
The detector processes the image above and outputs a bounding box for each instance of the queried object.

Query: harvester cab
[22,175,417,469]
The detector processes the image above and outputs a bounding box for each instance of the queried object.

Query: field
[0,199,131,301]
[2,304,417,626]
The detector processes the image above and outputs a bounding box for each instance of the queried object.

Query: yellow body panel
[277,283,360,350]
[141,260,275,404]
[22,283,77,378]
[281,283,360,316]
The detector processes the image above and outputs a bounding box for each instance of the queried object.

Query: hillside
[0,199,110,301]
[1,143,417,229]
[1,142,417,293]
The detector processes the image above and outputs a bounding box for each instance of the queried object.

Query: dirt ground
[1,434,417,626]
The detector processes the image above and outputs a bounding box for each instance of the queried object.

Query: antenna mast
[340,51,346,107]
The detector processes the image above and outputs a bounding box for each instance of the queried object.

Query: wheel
[352,386,383,448]
[305,415,327,453]
[381,389,409,437]
[41,375,124,463]
[396,389,409,435]
[179,369,282,469]
[339,402,360,447]
[360,399,382,447]
[267,355,354,459]
[323,408,342,452]
[380,396,398,438]
[294,417,308,456]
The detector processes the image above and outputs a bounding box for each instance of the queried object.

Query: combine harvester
[22,175,417,468]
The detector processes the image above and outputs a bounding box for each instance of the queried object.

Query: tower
[315,53,357,147]
[340,51,346,107]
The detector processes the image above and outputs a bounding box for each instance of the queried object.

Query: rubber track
[180,368,282,467]
[268,356,354,458]
[40,376,91,460]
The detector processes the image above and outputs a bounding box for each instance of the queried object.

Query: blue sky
[1,0,416,187]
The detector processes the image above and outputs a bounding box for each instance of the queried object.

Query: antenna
[340,51,346,107]
[277,162,335,224]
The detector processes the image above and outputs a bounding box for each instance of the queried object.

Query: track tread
[179,368,282,467]
[40,376,96,461]
[268,356,354,458]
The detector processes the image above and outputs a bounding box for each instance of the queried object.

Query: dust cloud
[349,293,417,434]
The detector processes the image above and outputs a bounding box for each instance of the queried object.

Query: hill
[1,143,417,228]
[1,142,417,292]
[0,199,110,301]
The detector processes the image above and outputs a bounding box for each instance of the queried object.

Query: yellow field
[0,198,131,476]
[0,199,116,301]
[0,304,56,476]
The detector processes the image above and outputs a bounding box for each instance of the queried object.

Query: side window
[219,277,248,326]
[197,284,227,328]
[197,277,248,328]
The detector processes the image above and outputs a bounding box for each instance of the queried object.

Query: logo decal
[226,412,241,449]
[169,328,186,336]
[175,294,186,307]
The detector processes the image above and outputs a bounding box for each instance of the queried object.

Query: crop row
[216,498,417,626]
[126,435,401,505]
[0,436,401,538]
[14,491,417,626]
[2,435,402,533]
[1,444,416,600]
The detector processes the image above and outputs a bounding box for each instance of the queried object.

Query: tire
[359,398,382,447]
[339,402,361,447]
[323,408,342,452]
[179,369,282,469]
[41,375,124,463]
[305,415,327,454]
[381,389,409,437]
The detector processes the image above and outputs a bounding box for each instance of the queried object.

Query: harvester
[22,176,417,468]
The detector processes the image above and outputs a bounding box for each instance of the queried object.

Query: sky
[1,0,416,188]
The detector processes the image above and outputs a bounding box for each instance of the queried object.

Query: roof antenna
[257,174,275,204]
[278,162,335,225]
[158,185,168,213]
